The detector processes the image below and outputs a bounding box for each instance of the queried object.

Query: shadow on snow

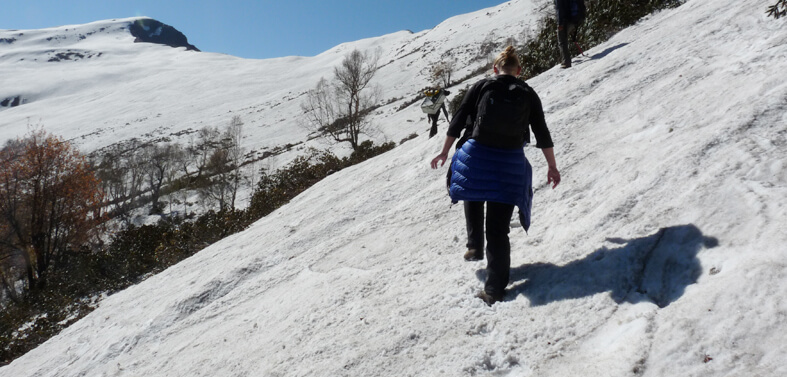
[589,43,629,60]
[498,224,717,308]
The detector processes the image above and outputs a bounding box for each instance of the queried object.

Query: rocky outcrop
[128,18,199,51]
[1,96,23,108]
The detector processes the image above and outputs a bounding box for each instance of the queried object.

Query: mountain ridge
[0,1,546,167]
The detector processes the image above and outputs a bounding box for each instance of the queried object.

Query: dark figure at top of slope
[554,0,587,68]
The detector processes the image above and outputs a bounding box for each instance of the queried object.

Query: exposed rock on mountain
[128,18,199,51]
[0,96,23,108]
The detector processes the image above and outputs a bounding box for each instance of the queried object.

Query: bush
[0,287,96,365]
[346,140,395,164]
[520,17,562,79]
[400,133,418,145]
[105,221,177,284]
[519,0,683,79]
[0,246,117,365]
[248,141,394,219]
[448,88,468,116]
[153,210,248,267]
[768,0,787,19]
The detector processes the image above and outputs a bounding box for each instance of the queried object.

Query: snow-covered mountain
[2,0,787,375]
[1,0,547,164]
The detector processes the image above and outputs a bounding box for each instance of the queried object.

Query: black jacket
[554,0,587,25]
[446,75,554,150]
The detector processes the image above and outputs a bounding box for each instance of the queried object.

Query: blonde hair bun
[494,45,521,71]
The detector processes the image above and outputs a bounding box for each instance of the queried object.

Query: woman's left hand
[547,166,561,188]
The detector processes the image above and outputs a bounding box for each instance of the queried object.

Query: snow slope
[0,1,548,165]
[2,0,787,376]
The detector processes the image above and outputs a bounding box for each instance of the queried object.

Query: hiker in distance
[430,46,561,306]
[422,88,451,138]
[554,0,587,68]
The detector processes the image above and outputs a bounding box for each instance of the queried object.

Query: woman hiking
[430,46,561,306]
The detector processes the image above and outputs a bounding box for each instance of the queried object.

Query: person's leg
[567,22,578,56]
[567,22,578,43]
[464,201,485,260]
[484,202,515,297]
[557,24,571,68]
[429,113,439,138]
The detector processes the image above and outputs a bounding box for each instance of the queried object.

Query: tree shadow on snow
[502,224,718,308]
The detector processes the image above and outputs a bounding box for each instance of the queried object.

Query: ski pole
[574,41,588,57]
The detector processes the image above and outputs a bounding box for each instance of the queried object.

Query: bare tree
[200,147,231,211]
[225,116,244,210]
[94,147,128,218]
[142,143,179,214]
[303,77,336,140]
[431,59,456,88]
[0,249,23,304]
[188,126,221,183]
[165,145,186,214]
[199,116,245,212]
[94,141,147,221]
[302,48,381,150]
[124,140,147,211]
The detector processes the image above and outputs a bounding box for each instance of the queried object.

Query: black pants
[557,22,578,65]
[464,201,515,296]
[428,113,439,138]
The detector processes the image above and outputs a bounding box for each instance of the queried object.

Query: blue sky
[1,0,508,59]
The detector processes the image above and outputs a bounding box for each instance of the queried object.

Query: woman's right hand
[431,153,448,169]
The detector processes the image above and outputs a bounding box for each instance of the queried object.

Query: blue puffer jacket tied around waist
[449,139,533,231]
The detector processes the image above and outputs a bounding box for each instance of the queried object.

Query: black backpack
[471,77,531,149]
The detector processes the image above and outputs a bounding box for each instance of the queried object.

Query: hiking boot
[476,290,505,306]
[464,248,483,261]
[560,61,572,69]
